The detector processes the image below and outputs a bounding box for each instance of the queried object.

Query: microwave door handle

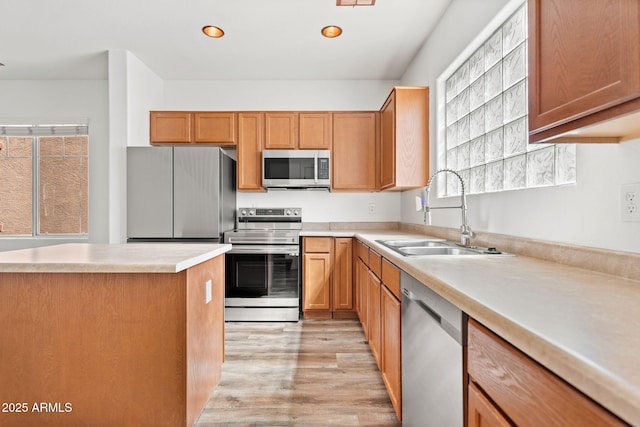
[314,151,318,184]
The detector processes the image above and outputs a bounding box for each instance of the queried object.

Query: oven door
[225,245,300,303]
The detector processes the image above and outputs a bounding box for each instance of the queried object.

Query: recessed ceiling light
[321,25,343,38]
[202,26,224,38]
[337,0,375,5]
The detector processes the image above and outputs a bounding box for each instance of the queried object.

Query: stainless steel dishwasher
[401,271,467,426]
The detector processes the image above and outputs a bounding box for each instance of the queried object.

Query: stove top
[224,207,302,245]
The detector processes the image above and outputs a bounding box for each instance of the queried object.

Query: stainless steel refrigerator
[127,146,236,241]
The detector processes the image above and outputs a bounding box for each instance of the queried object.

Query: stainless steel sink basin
[375,238,447,248]
[399,246,479,256]
[375,239,513,257]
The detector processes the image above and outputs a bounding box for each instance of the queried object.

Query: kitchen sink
[398,246,479,256]
[377,238,447,248]
[375,239,513,257]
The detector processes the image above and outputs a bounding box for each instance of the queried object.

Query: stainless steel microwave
[262,149,331,189]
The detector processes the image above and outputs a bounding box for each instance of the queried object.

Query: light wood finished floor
[195,319,401,426]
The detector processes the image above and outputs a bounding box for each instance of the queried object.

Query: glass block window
[440,4,576,196]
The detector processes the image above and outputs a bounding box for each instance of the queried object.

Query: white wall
[399,0,640,254]
[156,79,403,222]
[108,50,164,243]
[0,80,109,251]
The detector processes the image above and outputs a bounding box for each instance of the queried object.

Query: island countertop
[0,242,231,273]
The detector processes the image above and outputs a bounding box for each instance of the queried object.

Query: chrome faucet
[423,169,473,247]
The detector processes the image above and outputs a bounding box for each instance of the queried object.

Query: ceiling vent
[336,0,375,5]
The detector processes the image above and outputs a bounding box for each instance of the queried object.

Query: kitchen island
[0,243,230,427]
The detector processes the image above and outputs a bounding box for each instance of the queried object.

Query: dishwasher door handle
[404,289,442,324]
[403,287,465,345]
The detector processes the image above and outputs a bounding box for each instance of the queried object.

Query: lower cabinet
[467,318,627,427]
[380,259,402,421]
[302,237,355,319]
[367,269,382,369]
[355,239,402,421]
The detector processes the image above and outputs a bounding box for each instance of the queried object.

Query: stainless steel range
[223,207,302,322]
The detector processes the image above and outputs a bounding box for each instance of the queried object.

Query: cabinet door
[380,91,395,189]
[332,112,378,191]
[237,113,265,191]
[357,259,369,337]
[265,112,299,149]
[381,285,401,421]
[380,87,429,190]
[367,269,382,370]
[303,253,331,311]
[150,112,192,144]
[468,382,511,427]
[193,112,236,144]
[299,112,332,149]
[468,319,627,427]
[333,238,353,311]
[528,0,640,141]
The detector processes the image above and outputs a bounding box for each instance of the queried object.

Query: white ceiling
[0,0,453,80]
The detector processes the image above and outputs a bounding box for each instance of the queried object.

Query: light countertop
[352,231,640,426]
[0,243,231,273]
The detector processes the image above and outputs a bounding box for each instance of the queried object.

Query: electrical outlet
[368,203,375,214]
[621,183,640,222]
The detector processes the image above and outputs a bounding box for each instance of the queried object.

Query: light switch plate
[205,280,212,304]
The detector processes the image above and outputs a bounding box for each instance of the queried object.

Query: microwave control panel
[317,158,330,179]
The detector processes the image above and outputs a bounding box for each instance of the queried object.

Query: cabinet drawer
[381,258,400,300]
[356,240,369,266]
[304,237,332,253]
[369,250,382,279]
[468,319,626,427]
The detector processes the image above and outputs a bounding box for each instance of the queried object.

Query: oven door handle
[228,245,300,256]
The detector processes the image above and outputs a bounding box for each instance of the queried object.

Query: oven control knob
[285,209,292,216]
[249,209,256,216]
[293,209,300,216]
[240,209,247,216]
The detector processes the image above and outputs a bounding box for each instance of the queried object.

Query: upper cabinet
[332,112,378,192]
[150,111,237,145]
[264,112,332,149]
[528,0,640,143]
[379,87,429,191]
[150,112,192,144]
[299,113,332,149]
[237,113,266,192]
[193,112,236,144]
[264,112,299,149]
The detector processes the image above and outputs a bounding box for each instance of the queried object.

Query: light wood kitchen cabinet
[193,112,236,144]
[302,240,332,312]
[265,112,299,149]
[468,382,511,427]
[150,111,237,145]
[356,255,370,337]
[379,86,429,191]
[354,239,402,422]
[332,112,378,191]
[367,268,382,370]
[467,318,627,427]
[381,283,402,420]
[299,112,332,149]
[528,0,640,143]
[333,237,354,313]
[237,112,266,191]
[150,111,192,143]
[302,237,355,319]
